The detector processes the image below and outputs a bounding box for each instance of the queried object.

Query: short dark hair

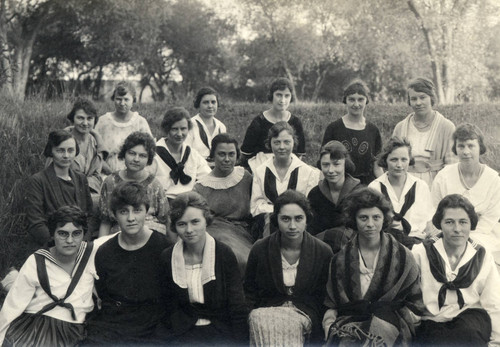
[377,136,415,169]
[343,187,393,231]
[193,87,219,109]
[407,77,437,106]
[43,130,80,158]
[111,81,136,103]
[265,121,298,152]
[452,123,487,156]
[209,133,240,160]
[110,181,150,214]
[270,190,313,229]
[432,194,478,231]
[118,131,156,165]
[318,140,356,175]
[160,107,192,134]
[48,205,88,237]
[343,80,370,104]
[169,191,213,233]
[267,77,294,102]
[67,98,98,125]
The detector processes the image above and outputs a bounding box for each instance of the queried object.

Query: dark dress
[85,231,171,344]
[322,118,382,185]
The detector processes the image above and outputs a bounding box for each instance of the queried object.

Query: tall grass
[0,97,499,274]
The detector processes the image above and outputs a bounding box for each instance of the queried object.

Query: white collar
[197,166,245,189]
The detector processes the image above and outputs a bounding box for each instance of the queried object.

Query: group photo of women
[0,76,499,346]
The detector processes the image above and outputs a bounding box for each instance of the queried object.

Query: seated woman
[431,123,500,257]
[412,194,500,346]
[323,187,423,346]
[159,191,248,345]
[244,190,333,345]
[186,87,227,163]
[369,136,433,249]
[0,206,96,346]
[98,131,170,239]
[194,133,254,274]
[86,182,171,345]
[25,130,92,250]
[241,77,306,172]
[322,80,383,185]
[153,107,211,200]
[251,122,320,238]
[307,140,361,252]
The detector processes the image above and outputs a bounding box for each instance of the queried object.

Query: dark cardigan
[244,231,333,341]
[160,240,249,343]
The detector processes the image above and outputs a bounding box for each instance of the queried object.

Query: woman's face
[355,207,384,242]
[408,88,433,117]
[440,207,471,250]
[213,142,237,177]
[272,88,292,112]
[320,154,345,185]
[52,138,77,169]
[278,203,306,242]
[124,144,149,172]
[53,222,84,258]
[271,130,294,160]
[199,94,218,119]
[72,109,95,135]
[166,118,189,147]
[456,139,481,165]
[113,92,134,115]
[386,146,410,179]
[175,206,207,246]
[345,93,367,117]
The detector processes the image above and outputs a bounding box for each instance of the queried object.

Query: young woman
[241,78,306,172]
[186,87,227,162]
[194,133,254,274]
[244,190,333,345]
[153,107,211,200]
[0,206,96,346]
[323,188,423,346]
[431,123,500,256]
[413,194,500,346]
[160,191,248,345]
[25,130,92,249]
[94,81,153,174]
[393,77,456,185]
[322,80,383,185]
[250,122,320,238]
[98,131,169,238]
[369,137,433,248]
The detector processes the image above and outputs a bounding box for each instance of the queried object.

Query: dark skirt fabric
[168,324,237,347]
[3,313,85,347]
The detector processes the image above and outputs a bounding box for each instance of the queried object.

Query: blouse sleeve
[250,170,273,216]
[291,117,306,155]
[322,260,338,339]
[243,245,260,309]
[24,175,50,246]
[479,253,500,345]
[241,117,261,157]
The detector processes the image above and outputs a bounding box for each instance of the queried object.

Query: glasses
[55,230,84,239]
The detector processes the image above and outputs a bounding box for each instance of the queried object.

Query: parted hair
[110,181,150,214]
[270,190,313,229]
[452,123,487,156]
[169,191,213,233]
[118,131,156,165]
[407,77,437,106]
[267,77,294,102]
[67,98,98,125]
[111,81,137,103]
[265,121,298,152]
[43,130,80,158]
[343,80,370,104]
[161,107,192,133]
[432,194,478,231]
[209,133,240,160]
[377,136,415,169]
[193,87,219,109]
[48,205,88,237]
[343,187,393,231]
[318,140,356,175]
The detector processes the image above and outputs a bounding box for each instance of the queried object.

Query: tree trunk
[282,60,298,102]
[0,0,12,95]
[93,66,104,100]
[311,66,329,102]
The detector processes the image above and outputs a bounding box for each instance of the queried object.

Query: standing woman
[241,78,306,172]
[187,87,227,163]
[393,77,456,186]
[322,80,383,185]
[244,190,333,345]
[369,137,433,248]
[323,188,423,346]
[160,191,248,345]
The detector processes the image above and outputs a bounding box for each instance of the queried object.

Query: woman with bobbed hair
[369,136,433,249]
[323,187,423,346]
[393,77,456,185]
[431,123,500,257]
[159,191,249,345]
[412,194,500,346]
[98,131,169,238]
[153,107,211,200]
[241,77,306,172]
[186,87,227,162]
[244,190,333,345]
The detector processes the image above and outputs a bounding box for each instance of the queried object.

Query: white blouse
[185,114,227,160]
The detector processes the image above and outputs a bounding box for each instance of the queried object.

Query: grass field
[0,98,499,275]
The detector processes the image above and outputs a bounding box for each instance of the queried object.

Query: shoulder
[288,115,303,126]
[249,237,269,255]
[393,116,410,133]
[160,244,174,265]
[215,240,237,260]
[150,230,171,250]
[307,233,334,257]
[307,185,321,197]
[249,113,266,126]
[95,235,119,259]
[326,118,343,129]
[437,163,458,176]
[435,112,455,130]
